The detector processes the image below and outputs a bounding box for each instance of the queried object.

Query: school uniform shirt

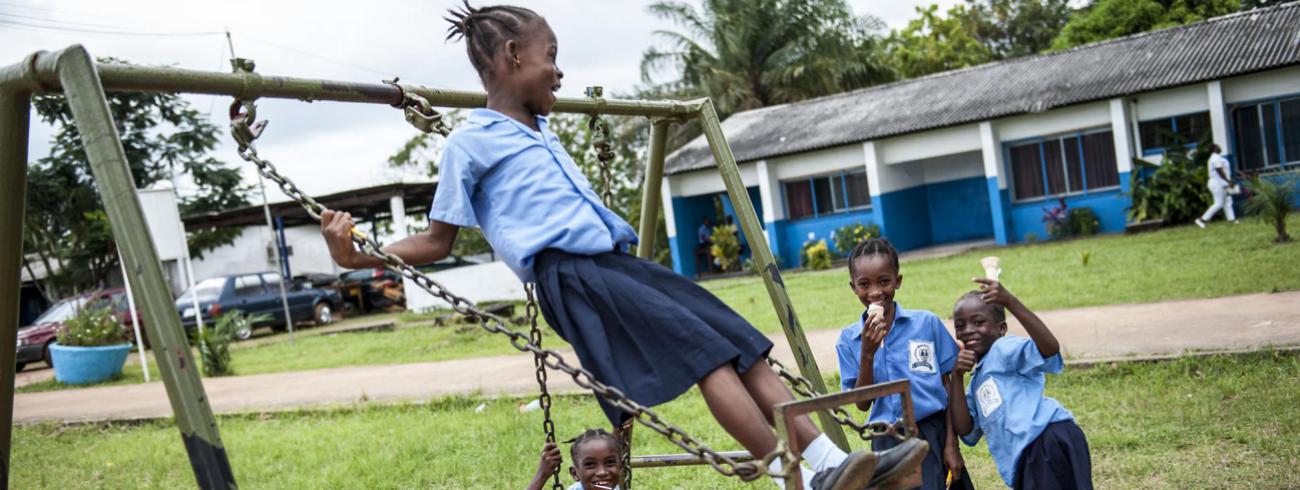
[961,335,1075,487]
[835,304,958,424]
[428,109,638,283]
[567,483,621,490]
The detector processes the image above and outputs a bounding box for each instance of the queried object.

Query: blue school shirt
[835,304,958,424]
[428,109,638,282]
[961,335,1074,487]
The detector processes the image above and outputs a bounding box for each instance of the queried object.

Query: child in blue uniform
[320,3,925,488]
[835,238,971,489]
[949,279,1092,489]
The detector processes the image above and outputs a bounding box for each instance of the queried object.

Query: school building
[661,4,1300,277]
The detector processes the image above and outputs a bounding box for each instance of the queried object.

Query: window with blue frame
[1139,112,1211,154]
[1232,96,1300,171]
[784,170,870,220]
[1008,129,1119,201]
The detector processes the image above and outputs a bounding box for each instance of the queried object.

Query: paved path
[14,291,1300,424]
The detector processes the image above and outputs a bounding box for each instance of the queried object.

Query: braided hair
[848,237,899,277]
[957,290,1006,323]
[444,1,544,79]
[566,428,624,461]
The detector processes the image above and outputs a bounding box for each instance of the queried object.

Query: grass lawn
[13,351,1300,489]
[706,216,1300,333]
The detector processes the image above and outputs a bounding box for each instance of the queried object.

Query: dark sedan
[176,272,343,340]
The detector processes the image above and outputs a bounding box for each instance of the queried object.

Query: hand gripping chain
[526,284,563,490]
[227,99,788,482]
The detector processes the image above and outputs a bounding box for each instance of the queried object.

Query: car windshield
[32,297,88,325]
[179,277,226,302]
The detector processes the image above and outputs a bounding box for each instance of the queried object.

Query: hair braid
[565,428,625,461]
[848,237,900,277]
[444,1,543,79]
[957,290,1006,322]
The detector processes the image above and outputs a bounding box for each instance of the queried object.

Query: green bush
[1245,171,1298,243]
[1051,207,1102,239]
[192,311,266,377]
[801,240,833,270]
[56,306,127,347]
[710,224,742,272]
[831,222,881,256]
[1128,141,1213,225]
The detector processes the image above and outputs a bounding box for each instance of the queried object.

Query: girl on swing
[320,3,924,488]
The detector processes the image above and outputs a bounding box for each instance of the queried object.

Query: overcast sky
[1,0,962,202]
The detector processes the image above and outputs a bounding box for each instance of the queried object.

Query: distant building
[662,4,1300,277]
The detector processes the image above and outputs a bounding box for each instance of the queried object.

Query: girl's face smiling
[849,254,902,313]
[568,438,621,490]
[507,22,563,116]
[952,297,1006,357]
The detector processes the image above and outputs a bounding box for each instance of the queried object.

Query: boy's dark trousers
[1014,420,1092,490]
[872,410,975,490]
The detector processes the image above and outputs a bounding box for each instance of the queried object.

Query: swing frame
[0,45,849,488]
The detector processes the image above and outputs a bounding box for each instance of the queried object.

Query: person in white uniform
[1196,144,1238,228]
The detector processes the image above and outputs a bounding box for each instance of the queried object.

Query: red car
[15,288,144,372]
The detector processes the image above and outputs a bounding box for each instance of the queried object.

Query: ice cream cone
[981,256,1001,280]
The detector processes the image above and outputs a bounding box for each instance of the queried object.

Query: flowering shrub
[57,306,127,347]
[801,240,833,270]
[832,223,881,256]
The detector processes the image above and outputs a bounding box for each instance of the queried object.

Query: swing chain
[385,78,453,136]
[227,99,784,482]
[526,283,564,490]
[585,86,617,209]
[766,357,914,442]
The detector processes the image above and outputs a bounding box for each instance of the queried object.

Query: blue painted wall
[778,209,877,267]
[668,187,765,277]
[925,177,994,244]
[1007,179,1130,242]
[877,185,933,251]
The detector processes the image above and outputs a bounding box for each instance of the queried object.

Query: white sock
[767,458,818,490]
[801,433,849,472]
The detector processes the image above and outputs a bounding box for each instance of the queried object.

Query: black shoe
[809,449,878,490]
[868,438,930,488]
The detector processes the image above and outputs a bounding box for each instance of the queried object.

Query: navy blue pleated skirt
[533,249,773,425]
[1015,420,1092,490]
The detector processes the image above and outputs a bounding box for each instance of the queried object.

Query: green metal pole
[0,86,31,490]
[636,119,670,259]
[55,45,236,489]
[696,100,849,451]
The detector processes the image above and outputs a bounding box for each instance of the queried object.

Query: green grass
[13,351,1299,489]
[705,216,1300,332]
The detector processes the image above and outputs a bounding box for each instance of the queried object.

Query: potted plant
[49,306,132,385]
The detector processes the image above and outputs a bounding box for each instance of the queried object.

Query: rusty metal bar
[0,84,32,490]
[775,380,920,490]
[696,99,850,451]
[630,450,753,469]
[54,45,235,489]
[635,119,670,259]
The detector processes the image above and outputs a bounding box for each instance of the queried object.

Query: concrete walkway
[14,291,1300,424]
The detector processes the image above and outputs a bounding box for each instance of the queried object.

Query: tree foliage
[1050,0,1242,51]
[886,1,1073,78]
[25,62,249,297]
[965,0,1074,59]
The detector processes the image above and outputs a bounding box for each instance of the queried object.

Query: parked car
[175,272,343,340]
[15,288,142,372]
[338,267,404,313]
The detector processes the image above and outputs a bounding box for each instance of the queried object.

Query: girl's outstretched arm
[321,210,459,269]
[973,278,1059,358]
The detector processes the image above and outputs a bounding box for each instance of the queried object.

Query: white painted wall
[192,225,340,282]
[670,161,758,197]
[1110,98,1136,174]
[1134,84,1209,120]
[980,122,1006,190]
[878,124,982,165]
[1223,65,1300,103]
[997,101,1111,141]
[404,261,525,311]
[770,144,865,180]
[756,160,784,222]
[917,151,985,184]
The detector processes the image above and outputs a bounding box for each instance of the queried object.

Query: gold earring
[513,56,520,69]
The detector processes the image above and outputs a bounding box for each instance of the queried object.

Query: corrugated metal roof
[667,3,1300,175]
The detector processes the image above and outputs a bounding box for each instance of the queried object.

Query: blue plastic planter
[49,342,132,385]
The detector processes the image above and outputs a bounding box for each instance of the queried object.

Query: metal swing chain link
[766,357,914,442]
[228,100,785,483]
[585,87,617,209]
[525,284,563,490]
[385,79,453,136]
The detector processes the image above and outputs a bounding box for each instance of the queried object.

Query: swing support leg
[0,73,33,490]
[635,118,670,259]
[774,380,921,490]
[697,100,851,451]
[50,46,237,490]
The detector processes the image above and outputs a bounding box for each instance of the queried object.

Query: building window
[784,170,870,220]
[1008,129,1119,201]
[1233,97,1300,171]
[1139,112,1211,154]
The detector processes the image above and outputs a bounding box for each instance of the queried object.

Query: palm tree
[640,0,895,119]
[1245,172,1298,243]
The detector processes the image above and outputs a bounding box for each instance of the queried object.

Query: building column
[1109,98,1136,193]
[1207,81,1230,152]
[862,141,888,237]
[389,195,408,240]
[978,122,1010,245]
[755,159,783,261]
[660,178,689,276]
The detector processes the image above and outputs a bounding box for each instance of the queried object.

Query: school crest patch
[908,340,936,374]
[977,378,1003,418]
